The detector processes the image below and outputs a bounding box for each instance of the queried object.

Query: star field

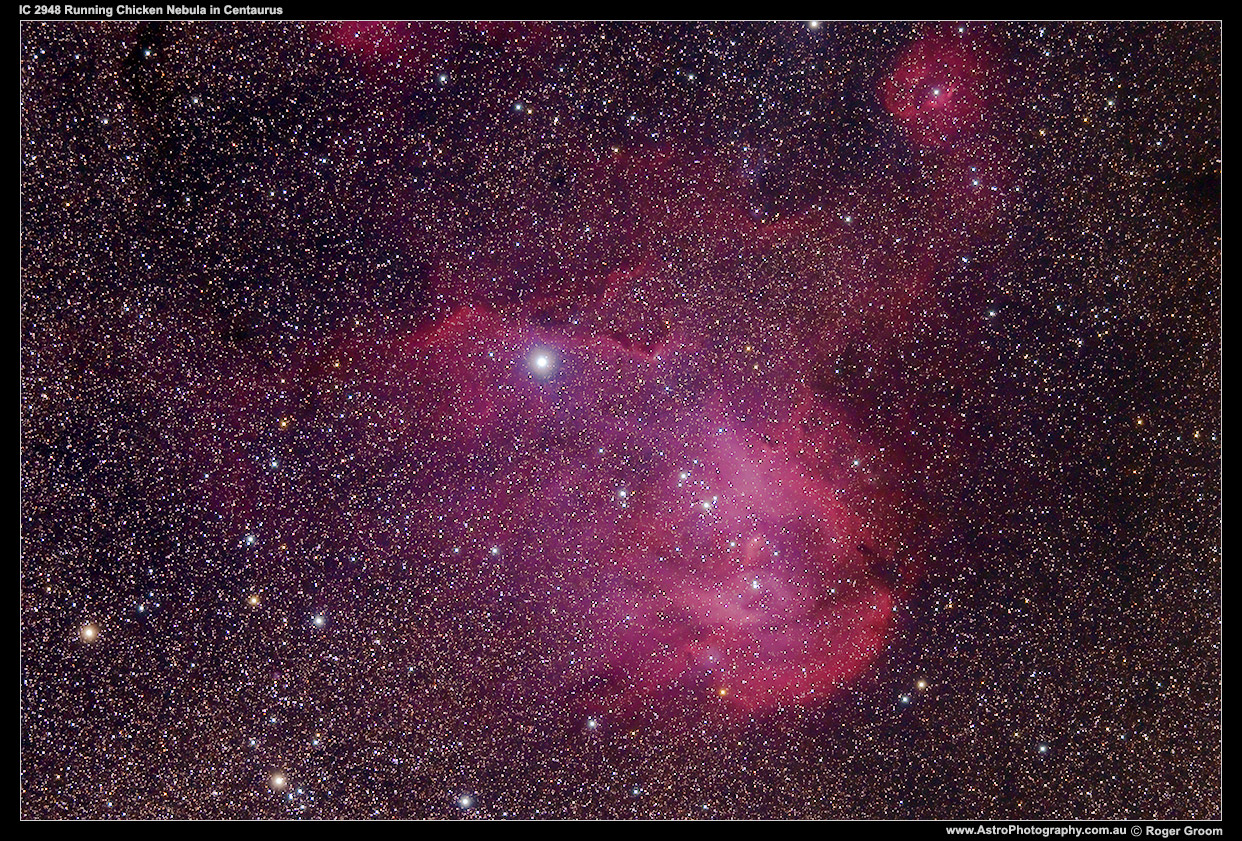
[20,21,1220,820]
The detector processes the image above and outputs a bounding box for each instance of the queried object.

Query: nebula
[71,17,1000,726]
[188,297,923,717]
[168,118,953,719]
[401,306,919,714]
[880,30,999,149]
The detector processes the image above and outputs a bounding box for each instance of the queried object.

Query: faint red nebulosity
[471,20,552,52]
[880,29,998,149]
[318,21,449,61]
[315,21,553,76]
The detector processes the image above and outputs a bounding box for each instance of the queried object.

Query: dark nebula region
[21,22,1219,819]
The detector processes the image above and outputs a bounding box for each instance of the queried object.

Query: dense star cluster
[20,21,1220,820]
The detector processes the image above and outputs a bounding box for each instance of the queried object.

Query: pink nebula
[378,307,919,715]
[880,32,997,148]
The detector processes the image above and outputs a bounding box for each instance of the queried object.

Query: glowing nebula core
[880,31,998,149]
[417,307,914,713]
